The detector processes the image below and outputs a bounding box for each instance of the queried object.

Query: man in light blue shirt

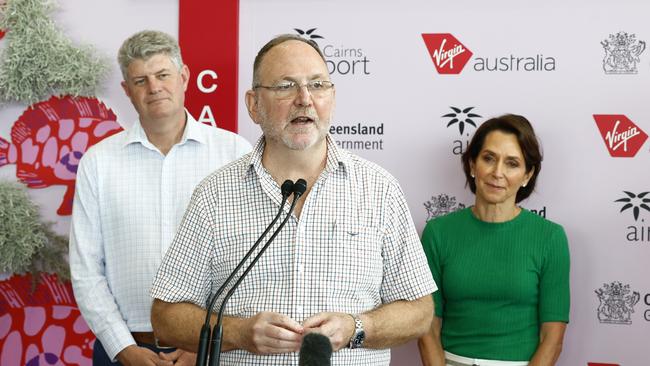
[69,30,251,366]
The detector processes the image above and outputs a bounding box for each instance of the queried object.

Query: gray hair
[118,30,184,80]
[252,34,327,87]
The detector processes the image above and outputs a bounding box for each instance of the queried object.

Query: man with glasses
[150,34,436,365]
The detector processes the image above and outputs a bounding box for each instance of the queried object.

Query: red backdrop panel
[179,0,239,132]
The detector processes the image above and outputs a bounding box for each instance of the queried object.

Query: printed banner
[179,0,239,132]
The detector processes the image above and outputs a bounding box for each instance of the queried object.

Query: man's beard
[258,106,331,151]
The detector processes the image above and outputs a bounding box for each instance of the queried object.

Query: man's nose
[147,76,162,94]
[294,85,312,106]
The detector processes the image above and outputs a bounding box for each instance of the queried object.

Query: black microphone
[195,179,295,366]
[208,179,308,366]
[299,333,332,366]
[293,178,307,197]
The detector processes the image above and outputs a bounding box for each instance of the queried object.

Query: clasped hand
[241,311,355,355]
[116,345,196,366]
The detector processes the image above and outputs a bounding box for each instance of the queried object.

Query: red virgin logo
[593,114,648,157]
[422,33,473,74]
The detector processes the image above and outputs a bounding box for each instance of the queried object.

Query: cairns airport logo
[421,33,557,74]
[442,106,482,156]
[615,191,650,243]
[443,106,481,136]
[295,28,370,76]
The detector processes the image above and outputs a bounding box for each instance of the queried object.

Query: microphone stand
[195,180,295,366]
[208,179,307,366]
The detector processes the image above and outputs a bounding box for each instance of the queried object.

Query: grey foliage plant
[0,180,69,285]
[0,0,109,104]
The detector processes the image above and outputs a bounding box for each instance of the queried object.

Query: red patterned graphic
[0,96,122,215]
[593,114,648,157]
[0,274,94,366]
[588,363,620,366]
[421,33,473,74]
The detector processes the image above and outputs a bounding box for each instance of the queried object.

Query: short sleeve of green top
[421,208,570,361]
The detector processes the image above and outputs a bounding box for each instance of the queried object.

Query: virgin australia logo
[595,281,640,324]
[593,114,648,157]
[432,40,466,69]
[605,120,641,151]
[601,31,646,74]
[424,194,466,221]
[422,34,473,75]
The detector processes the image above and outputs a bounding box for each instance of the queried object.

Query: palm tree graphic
[442,107,481,135]
[615,191,650,221]
[294,28,324,43]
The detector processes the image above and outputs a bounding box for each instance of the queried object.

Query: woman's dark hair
[461,114,542,203]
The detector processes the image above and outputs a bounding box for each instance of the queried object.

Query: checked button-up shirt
[151,135,436,366]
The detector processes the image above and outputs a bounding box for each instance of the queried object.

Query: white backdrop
[238,1,650,365]
[1,1,649,365]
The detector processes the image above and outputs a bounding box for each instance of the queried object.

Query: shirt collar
[240,136,266,181]
[324,134,351,175]
[240,134,352,181]
[123,109,206,148]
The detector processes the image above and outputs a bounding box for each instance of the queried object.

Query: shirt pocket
[325,222,383,313]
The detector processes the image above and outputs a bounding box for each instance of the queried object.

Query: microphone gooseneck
[208,179,307,366]
[195,179,294,366]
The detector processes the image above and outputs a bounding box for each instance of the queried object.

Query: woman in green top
[418,114,570,366]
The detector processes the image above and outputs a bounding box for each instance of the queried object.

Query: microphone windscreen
[293,178,308,196]
[298,332,332,366]
[281,179,295,196]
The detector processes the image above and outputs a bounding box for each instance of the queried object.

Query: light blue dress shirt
[69,112,251,360]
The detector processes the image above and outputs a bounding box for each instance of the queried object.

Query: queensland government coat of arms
[595,281,641,324]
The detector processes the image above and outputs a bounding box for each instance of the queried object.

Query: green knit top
[421,207,570,361]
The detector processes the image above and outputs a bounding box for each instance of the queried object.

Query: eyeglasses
[254,80,334,100]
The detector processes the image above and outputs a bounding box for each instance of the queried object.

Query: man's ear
[121,80,131,99]
[180,64,190,92]
[245,90,261,125]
